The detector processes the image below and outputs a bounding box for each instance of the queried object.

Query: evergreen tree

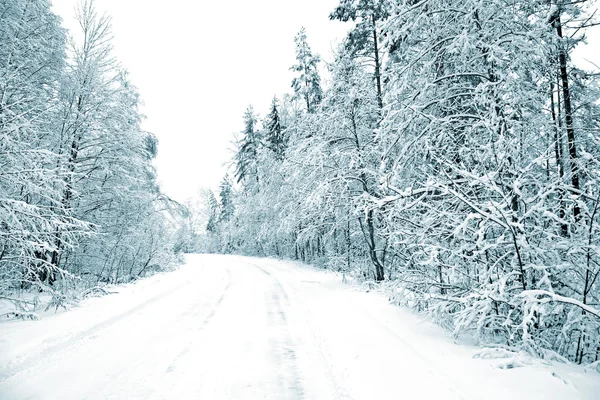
[205,191,220,233]
[200,0,600,364]
[219,175,235,222]
[264,97,286,160]
[234,106,261,185]
[290,28,322,113]
[330,0,390,108]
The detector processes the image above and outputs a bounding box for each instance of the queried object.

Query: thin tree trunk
[554,12,581,219]
[359,210,384,281]
[346,218,351,272]
[550,81,568,236]
[372,15,383,109]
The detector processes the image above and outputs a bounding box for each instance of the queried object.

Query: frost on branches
[0,0,184,315]
[200,0,600,365]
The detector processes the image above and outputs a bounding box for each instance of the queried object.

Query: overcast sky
[51,1,599,203]
[51,0,349,203]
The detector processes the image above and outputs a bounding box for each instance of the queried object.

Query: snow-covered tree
[264,97,287,160]
[290,28,322,114]
[219,174,235,222]
[234,106,261,186]
[377,0,600,362]
[200,0,600,364]
[0,0,89,292]
[330,0,391,108]
[1,0,181,303]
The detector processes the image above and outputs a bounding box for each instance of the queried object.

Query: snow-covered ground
[1,254,598,399]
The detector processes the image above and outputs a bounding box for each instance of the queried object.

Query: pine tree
[330,0,390,108]
[201,0,600,364]
[205,191,220,233]
[264,97,286,160]
[219,175,235,222]
[234,106,261,185]
[290,28,322,113]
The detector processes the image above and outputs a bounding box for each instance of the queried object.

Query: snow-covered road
[1,255,599,399]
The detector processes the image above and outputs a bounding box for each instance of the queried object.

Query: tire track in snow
[265,275,305,400]
[261,260,475,399]
[257,263,352,400]
[0,267,204,383]
[165,267,232,373]
[76,266,232,400]
[253,263,308,398]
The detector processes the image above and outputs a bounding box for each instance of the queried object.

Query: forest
[0,0,185,312]
[202,0,600,364]
[1,0,600,371]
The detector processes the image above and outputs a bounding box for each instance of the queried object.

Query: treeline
[0,0,183,305]
[204,0,600,364]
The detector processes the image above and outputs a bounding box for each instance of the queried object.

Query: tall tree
[264,96,286,160]
[321,51,384,280]
[330,0,390,109]
[0,0,88,290]
[290,28,322,113]
[234,106,261,186]
[219,174,235,222]
[547,1,587,221]
[0,0,181,297]
[201,0,600,365]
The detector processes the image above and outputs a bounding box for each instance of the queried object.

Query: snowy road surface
[1,255,599,399]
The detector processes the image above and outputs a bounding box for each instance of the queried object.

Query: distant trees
[0,0,181,301]
[204,0,600,364]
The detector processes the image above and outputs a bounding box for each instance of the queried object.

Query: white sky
[51,0,349,203]
[51,1,599,203]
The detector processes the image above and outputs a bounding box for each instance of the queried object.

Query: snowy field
[1,254,599,399]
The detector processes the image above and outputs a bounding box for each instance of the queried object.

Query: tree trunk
[554,12,581,220]
[372,15,383,109]
[346,218,351,272]
[359,210,384,281]
[550,80,568,236]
